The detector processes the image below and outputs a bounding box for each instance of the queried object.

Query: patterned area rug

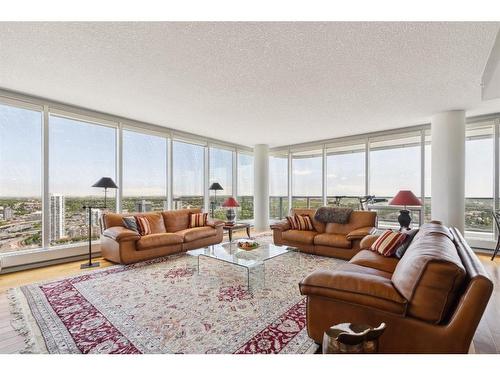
[9,237,344,354]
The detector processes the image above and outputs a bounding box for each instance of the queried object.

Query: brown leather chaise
[100,208,223,264]
[271,208,376,259]
[299,222,494,353]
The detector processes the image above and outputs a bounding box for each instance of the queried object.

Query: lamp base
[397,210,412,230]
[80,261,100,269]
[226,208,236,223]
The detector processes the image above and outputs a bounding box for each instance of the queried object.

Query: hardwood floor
[1,237,499,354]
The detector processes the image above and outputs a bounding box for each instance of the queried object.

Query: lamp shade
[389,190,421,206]
[92,177,118,189]
[222,197,240,207]
[209,182,223,191]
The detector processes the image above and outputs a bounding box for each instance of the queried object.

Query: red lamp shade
[222,197,240,208]
[389,190,422,206]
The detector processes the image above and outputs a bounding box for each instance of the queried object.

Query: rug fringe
[7,288,42,354]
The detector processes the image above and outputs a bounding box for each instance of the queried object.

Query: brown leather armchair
[299,223,494,353]
[271,209,376,259]
[100,209,223,264]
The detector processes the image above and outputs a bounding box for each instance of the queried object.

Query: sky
[0,102,496,199]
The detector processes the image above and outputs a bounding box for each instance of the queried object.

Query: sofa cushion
[350,250,399,274]
[300,263,407,315]
[162,208,200,232]
[324,211,377,235]
[189,212,208,228]
[395,229,419,259]
[282,230,318,244]
[392,224,466,323]
[136,213,166,234]
[370,230,407,257]
[176,226,217,242]
[122,216,139,233]
[136,233,183,250]
[313,233,351,249]
[292,209,325,233]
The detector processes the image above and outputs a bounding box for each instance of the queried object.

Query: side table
[223,223,251,242]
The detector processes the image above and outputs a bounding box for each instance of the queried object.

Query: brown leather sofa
[271,209,376,259]
[299,222,494,353]
[100,208,223,264]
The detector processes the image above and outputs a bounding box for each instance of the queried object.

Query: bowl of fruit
[237,239,260,251]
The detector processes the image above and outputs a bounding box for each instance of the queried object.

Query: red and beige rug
[9,241,344,354]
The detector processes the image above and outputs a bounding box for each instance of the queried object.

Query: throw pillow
[295,214,314,231]
[370,229,407,257]
[286,215,299,229]
[135,216,152,236]
[122,216,139,233]
[189,212,208,228]
[395,229,419,259]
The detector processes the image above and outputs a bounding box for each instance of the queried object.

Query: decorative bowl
[237,239,259,251]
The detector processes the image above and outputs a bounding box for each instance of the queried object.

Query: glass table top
[189,241,290,269]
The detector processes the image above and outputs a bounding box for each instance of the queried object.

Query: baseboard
[0,252,102,275]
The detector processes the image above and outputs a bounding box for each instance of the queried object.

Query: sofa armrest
[206,219,225,228]
[346,226,376,241]
[102,226,141,242]
[270,220,290,231]
[299,268,407,305]
[360,234,380,250]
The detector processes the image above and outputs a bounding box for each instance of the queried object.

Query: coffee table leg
[246,226,251,238]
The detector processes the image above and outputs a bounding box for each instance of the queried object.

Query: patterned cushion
[189,212,208,228]
[286,215,299,229]
[286,214,314,231]
[395,229,419,259]
[370,230,407,257]
[295,214,314,231]
[122,216,139,233]
[136,216,152,236]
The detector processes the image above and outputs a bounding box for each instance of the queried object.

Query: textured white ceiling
[0,22,499,147]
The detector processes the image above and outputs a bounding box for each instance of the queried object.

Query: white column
[431,110,466,232]
[254,144,270,232]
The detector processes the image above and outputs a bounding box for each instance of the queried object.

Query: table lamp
[389,190,422,230]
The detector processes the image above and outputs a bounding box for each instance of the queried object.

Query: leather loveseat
[270,208,376,259]
[100,208,223,264]
[299,222,494,353]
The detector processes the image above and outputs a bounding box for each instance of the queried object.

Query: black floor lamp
[209,182,223,218]
[81,177,118,269]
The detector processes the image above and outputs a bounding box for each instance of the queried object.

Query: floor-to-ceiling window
[0,103,43,254]
[292,149,323,209]
[465,122,495,239]
[49,114,116,246]
[237,152,254,221]
[172,140,205,210]
[424,130,432,222]
[326,142,365,209]
[122,129,168,213]
[209,146,233,220]
[269,151,289,220]
[369,133,422,228]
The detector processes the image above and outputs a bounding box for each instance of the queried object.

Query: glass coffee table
[190,242,290,290]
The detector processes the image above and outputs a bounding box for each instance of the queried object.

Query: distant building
[50,194,65,242]
[2,206,13,220]
[135,199,152,213]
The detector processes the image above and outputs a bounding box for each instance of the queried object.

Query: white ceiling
[0,22,499,147]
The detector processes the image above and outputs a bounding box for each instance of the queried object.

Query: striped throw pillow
[189,212,208,228]
[295,214,314,231]
[370,230,407,257]
[135,216,152,236]
[286,215,299,229]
